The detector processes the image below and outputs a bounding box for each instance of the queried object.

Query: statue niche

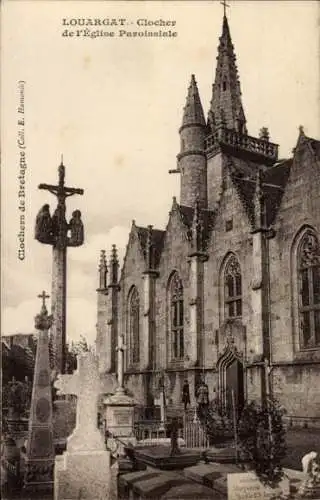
[68,210,84,247]
[35,204,53,244]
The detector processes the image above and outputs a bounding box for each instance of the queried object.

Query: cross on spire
[38,290,50,313]
[220,0,230,17]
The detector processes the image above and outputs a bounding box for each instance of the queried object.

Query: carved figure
[35,204,53,244]
[196,378,209,422]
[182,379,191,411]
[69,210,84,246]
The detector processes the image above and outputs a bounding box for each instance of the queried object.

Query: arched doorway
[217,348,245,419]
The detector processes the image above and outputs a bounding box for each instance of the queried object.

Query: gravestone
[227,471,290,500]
[103,335,136,456]
[54,352,115,500]
[298,451,320,498]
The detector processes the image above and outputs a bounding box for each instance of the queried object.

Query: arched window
[224,255,242,319]
[168,272,184,360]
[128,286,140,364]
[298,230,320,348]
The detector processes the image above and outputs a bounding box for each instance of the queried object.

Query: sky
[2,1,319,345]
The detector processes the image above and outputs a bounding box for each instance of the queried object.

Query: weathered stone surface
[25,302,54,491]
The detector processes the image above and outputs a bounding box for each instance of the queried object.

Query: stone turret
[178,74,207,209]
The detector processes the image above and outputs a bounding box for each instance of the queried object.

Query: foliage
[65,335,92,373]
[238,398,287,487]
[3,379,32,417]
[199,398,234,444]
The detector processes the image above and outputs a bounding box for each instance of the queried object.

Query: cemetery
[2,286,320,499]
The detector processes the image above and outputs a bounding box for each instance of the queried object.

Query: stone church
[96,14,320,423]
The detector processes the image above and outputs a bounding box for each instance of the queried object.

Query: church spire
[181,74,206,130]
[208,13,247,135]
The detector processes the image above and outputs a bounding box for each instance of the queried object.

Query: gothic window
[168,272,184,360]
[128,286,140,364]
[223,80,227,91]
[298,230,320,348]
[224,255,242,319]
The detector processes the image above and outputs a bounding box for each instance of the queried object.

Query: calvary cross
[38,160,84,204]
[37,159,84,374]
[38,160,84,249]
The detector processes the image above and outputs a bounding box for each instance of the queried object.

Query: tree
[238,398,287,487]
[65,335,92,373]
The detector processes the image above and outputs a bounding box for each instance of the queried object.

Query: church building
[96,12,320,423]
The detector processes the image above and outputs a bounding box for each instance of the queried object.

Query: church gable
[208,155,254,241]
[157,199,191,273]
[275,131,320,230]
[120,222,146,287]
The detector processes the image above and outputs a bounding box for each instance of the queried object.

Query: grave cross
[54,352,105,452]
[116,334,126,390]
[38,290,50,313]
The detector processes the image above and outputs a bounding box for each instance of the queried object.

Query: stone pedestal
[54,449,112,500]
[104,387,136,456]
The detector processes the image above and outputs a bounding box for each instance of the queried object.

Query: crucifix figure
[35,160,84,374]
[220,0,230,17]
[116,334,126,392]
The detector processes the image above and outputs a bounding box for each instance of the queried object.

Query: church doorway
[217,350,245,419]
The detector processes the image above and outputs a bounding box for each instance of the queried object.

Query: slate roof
[227,156,293,227]
[179,205,216,244]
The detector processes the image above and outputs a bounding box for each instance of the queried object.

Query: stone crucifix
[54,351,105,452]
[35,160,84,374]
[116,334,126,392]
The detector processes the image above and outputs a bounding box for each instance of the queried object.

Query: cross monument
[116,334,126,392]
[35,160,84,373]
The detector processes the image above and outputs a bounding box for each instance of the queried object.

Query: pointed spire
[109,244,119,285]
[181,74,206,130]
[208,14,246,133]
[98,250,108,290]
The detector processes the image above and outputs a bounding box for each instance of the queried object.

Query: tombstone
[103,335,136,456]
[298,451,320,498]
[54,351,115,500]
[24,292,55,492]
[227,471,290,500]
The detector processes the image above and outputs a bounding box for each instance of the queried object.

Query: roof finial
[220,0,230,17]
[60,153,64,166]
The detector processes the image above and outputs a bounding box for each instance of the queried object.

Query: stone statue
[35,204,53,244]
[196,378,209,422]
[69,210,84,246]
[298,451,320,497]
[182,379,191,411]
